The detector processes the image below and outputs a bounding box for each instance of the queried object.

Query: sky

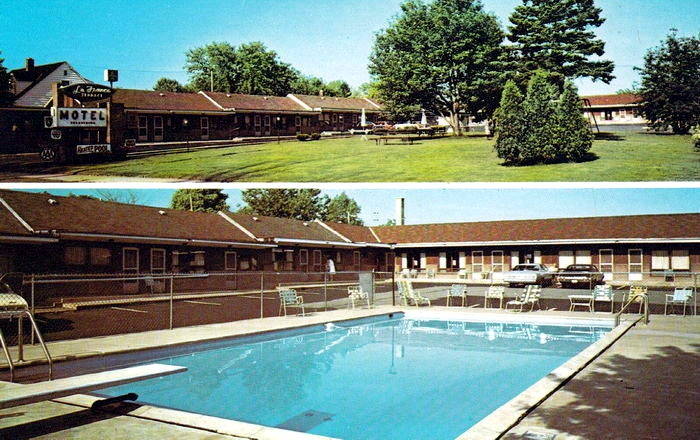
[16,188,700,226]
[2,0,698,95]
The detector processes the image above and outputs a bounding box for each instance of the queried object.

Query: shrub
[296,133,310,141]
[693,130,700,150]
[310,132,321,141]
[555,81,593,162]
[494,80,525,164]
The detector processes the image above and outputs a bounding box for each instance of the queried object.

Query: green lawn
[64,132,699,182]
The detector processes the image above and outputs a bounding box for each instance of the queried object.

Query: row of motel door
[137,116,210,142]
[402,249,646,281]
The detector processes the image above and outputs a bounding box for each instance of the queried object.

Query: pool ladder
[0,308,53,382]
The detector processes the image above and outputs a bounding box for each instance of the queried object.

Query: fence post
[391,270,396,306]
[324,272,328,311]
[30,275,35,345]
[169,274,174,330]
[260,272,264,319]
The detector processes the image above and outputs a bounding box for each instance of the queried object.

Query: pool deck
[1,307,698,439]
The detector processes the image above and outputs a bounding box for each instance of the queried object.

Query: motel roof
[321,221,383,244]
[0,190,261,246]
[222,213,356,246]
[10,61,65,83]
[201,92,311,113]
[0,200,32,237]
[372,214,700,246]
[112,89,222,113]
[582,93,642,107]
[290,94,383,112]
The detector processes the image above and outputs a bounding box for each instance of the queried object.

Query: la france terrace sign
[51,83,113,128]
[61,83,113,103]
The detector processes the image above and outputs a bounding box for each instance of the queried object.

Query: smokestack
[25,58,35,71]
[395,198,405,226]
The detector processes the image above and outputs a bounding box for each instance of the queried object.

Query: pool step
[277,409,334,433]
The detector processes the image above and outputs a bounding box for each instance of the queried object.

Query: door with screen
[599,249,613,280]
[123,247,139,294]
[153,116,164,141]
[150,248,166,293]
[137,116,148,141]
[225,251,237,289]
[628,249,643,281]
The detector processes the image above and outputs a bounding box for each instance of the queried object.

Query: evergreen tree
[556,81,593,161]
[494,80,525,164]
[153,77,186,93]
[637,30,700,134]
[238,189,328,221]
[507,0,615,85]
[325,192,363,225]
[521,71,559,163]
[170,189,229,213]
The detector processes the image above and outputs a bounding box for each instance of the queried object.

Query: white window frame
[491,251,504,272]
[671,249,690,271]
[651,250,670,271]
[225,251,238,272]
[254,114,262,134]
[151,248,166,273]
[628,249,643,281]
[153,116,164,141]
[200,117,209,140]
[137,115,148,141]
[471,251,483,274]
[599,249,614,280]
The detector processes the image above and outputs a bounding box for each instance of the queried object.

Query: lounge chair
[400,280,431,307]
[446,284,467,307]
[348,286,370,309]
[665,287,694,316]
[506,285,541,312]
[484,285,505,309]
[457,269,468,279]
[592,284,615,313]
[0,363,187,410]
[400,268,411,278]
[278,289,305,316]
[426,269,436,279]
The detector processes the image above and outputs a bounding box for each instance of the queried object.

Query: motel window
[225,252,237,271]
[335,251,343,264]
[353,114,358,124]
[89,248,111,266]
[151,249,166,273]
[137,116,148,141]
[238,255,258,271]
[254,115,260,128]
[353,251,361,270]
[123,248,139,272]
[653,249,690,271]
[200,117,209,139]
[153,116,164,140]
[191,251,205,267]
[439,252,447,270]
[472,251,483,273]
[604,110,613,121]
[264,115,271,127]
[295,116,301,130]
[332,114,338,123]
[299,249,309,272]
[64,247,86,265]
[273,249,294,271]
[339,114,344,124]
[491,251,504,272]
[312,250,323,272]
[127,114,137,128]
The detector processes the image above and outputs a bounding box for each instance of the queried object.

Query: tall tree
[351,81,381,99]
[494,80,525,164]
[238,189,329,221]
[637,30,700,134]
[0,52,12,106]
[521,71,559,163]
[325,192,363,225]
[324,80,352,98]
[170,189,229,213]
[184,41,298,95]
[153,77,186,93]
[507,0,615,85]
[555,80,593,161]
[369,0,505,135]
[291,75,326,95]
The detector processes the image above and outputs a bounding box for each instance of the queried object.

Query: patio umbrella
[421,110,428,126]
[360,108,367,127]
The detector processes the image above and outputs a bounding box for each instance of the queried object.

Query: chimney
[395,198,405,226]
[25,58,35,71]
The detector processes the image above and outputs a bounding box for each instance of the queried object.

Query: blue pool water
[101,316,610,440]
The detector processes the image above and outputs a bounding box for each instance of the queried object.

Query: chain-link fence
[1,270,697,349]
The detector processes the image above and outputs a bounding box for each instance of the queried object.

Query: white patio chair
[348,285,370,309]
[279,289,305,317]
[402,280,430,307]
[592,284,615,313]
[457,269,468,279]
[665,287,694,316]
[484,285,505,309]
[506,285,541,312]
[446,284,467,307]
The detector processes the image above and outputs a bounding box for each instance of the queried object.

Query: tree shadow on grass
[594,132,626,141]
[499,151,600,167]
[503,343,700,439]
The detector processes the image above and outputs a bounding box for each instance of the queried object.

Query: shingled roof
[0,200,32,237]
[222,213,350,244]
[322,221,382,244]
[582,93,642,107]
[10,61,65,83]
[0,190,258,244]
[373,214,700,245]
[201,92,311,112]
[112,89,222,113]
[290,94,383,111]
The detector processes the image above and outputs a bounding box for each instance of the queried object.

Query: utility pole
[210,70,214,93]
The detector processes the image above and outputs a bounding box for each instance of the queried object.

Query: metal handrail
[614,293,649,327]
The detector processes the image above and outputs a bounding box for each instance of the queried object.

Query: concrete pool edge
[456,316,641,440]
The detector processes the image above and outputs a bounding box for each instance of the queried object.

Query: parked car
[557,264,604,288]
[503,264,555,287]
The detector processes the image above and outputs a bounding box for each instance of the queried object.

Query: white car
[503,264,555,287]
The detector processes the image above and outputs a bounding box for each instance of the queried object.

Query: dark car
[557,264,605,288]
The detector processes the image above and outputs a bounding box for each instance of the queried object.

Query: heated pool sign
[51,107,108,127]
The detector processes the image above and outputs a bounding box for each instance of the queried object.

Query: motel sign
[50,107,108,128]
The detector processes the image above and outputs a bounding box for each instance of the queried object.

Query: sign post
[104,69,118,146]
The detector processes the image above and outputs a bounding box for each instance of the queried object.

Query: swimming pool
[100,314,611,440]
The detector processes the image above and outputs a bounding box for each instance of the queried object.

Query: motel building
[581,93,646,126]
[0,58,383,154]
[0,190,698,297]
